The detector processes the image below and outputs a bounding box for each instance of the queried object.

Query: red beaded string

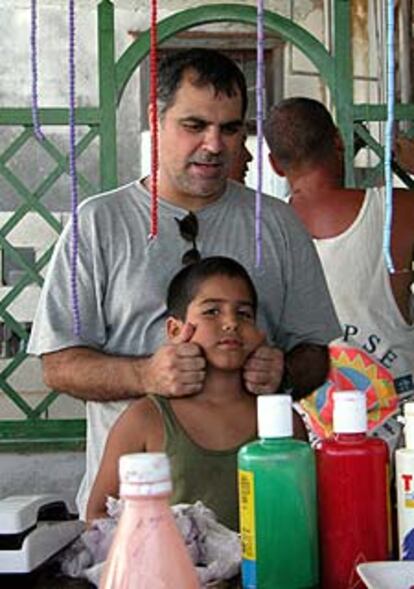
[149,0,159,238]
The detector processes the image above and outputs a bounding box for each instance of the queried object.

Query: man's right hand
[141,323,206,397]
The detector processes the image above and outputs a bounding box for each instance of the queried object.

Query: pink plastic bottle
[99,452,200,589]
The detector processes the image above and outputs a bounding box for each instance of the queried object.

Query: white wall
[0,453,85,513]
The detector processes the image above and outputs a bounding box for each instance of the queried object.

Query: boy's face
[167,275,264,371]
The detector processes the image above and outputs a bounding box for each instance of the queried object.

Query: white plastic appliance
[0,494,84,573]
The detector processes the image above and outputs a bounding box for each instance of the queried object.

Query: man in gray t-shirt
[28,49,340,518]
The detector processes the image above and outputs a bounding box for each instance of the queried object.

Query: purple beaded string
[30,0,45,141]
[383,0,395,272]
[255,0,264,267]
[68,0,81,336]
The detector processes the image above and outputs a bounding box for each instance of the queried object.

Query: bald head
[264,97,339,173]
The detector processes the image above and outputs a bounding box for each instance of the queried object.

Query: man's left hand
[243,345,284,395]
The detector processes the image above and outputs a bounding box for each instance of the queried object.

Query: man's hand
[243,345,284,395]
[142,323,206,397]
[283,343,330,400]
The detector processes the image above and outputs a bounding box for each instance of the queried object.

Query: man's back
[290,183,414,324]
[290,183,363,239]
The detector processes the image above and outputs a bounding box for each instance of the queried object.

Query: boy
[86,257,307,530]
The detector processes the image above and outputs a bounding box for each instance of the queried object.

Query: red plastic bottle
[315,391,391,589]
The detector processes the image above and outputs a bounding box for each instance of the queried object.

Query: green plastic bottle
[238,395,319,589]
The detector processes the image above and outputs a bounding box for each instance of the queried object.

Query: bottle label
[239,469,257,588]
[398,471,414,559]
[401,473,414,507]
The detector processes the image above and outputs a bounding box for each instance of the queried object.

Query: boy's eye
[202,307,219,316]
[238,308,254,320]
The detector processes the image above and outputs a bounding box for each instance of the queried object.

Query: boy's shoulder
[114,396,162,437]
[122,395,160,421]
[110,396,164,452]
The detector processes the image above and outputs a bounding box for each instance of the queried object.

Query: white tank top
[314,186,414,397]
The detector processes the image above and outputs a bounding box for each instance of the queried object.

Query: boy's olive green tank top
[149,394,255,531]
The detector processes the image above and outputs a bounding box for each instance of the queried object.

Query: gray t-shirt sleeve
[27,204,107,355]
[269,205,341,350]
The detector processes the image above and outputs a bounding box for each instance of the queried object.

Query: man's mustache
[189,153,226,165]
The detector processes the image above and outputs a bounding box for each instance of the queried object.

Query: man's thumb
[254,329,267,349]
[176,322,196,343]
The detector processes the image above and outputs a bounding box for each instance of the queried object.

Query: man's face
[229,136,253,184]
[157,71,245,209]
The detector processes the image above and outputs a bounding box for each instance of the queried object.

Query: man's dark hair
[264,97,338,170]
[157,48,247,119]
[167,256,257,321]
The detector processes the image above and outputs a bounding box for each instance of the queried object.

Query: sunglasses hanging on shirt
[175,212,201,265]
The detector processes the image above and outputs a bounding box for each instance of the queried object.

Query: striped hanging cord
[383,0,395,272]
[149,0,159,239]
[255,0,265,267]
[68,0,81,336]
[30,0,45,141]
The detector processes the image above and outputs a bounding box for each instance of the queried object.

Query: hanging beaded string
[149,0,159,239]
[383,0,395,272]
[68,0,81,336]
[255,0,265,267]
[30,0,45,141]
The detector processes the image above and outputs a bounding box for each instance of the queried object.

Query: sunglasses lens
[182,248,201,265]
[176,212,201,265]
[175,212,198,241]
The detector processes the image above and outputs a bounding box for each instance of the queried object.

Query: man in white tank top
[264,98,414,451]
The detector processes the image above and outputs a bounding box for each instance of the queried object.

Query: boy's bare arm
[85,398,159,521]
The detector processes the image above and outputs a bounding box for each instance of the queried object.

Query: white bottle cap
[404,402,414,449]
[258,394,293,438]
[333,391,367,433]
[119,453,172,497]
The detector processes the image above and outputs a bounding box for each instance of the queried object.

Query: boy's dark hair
[157,48,247,119]
[167,256,257,321]
[264,97,338,171]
